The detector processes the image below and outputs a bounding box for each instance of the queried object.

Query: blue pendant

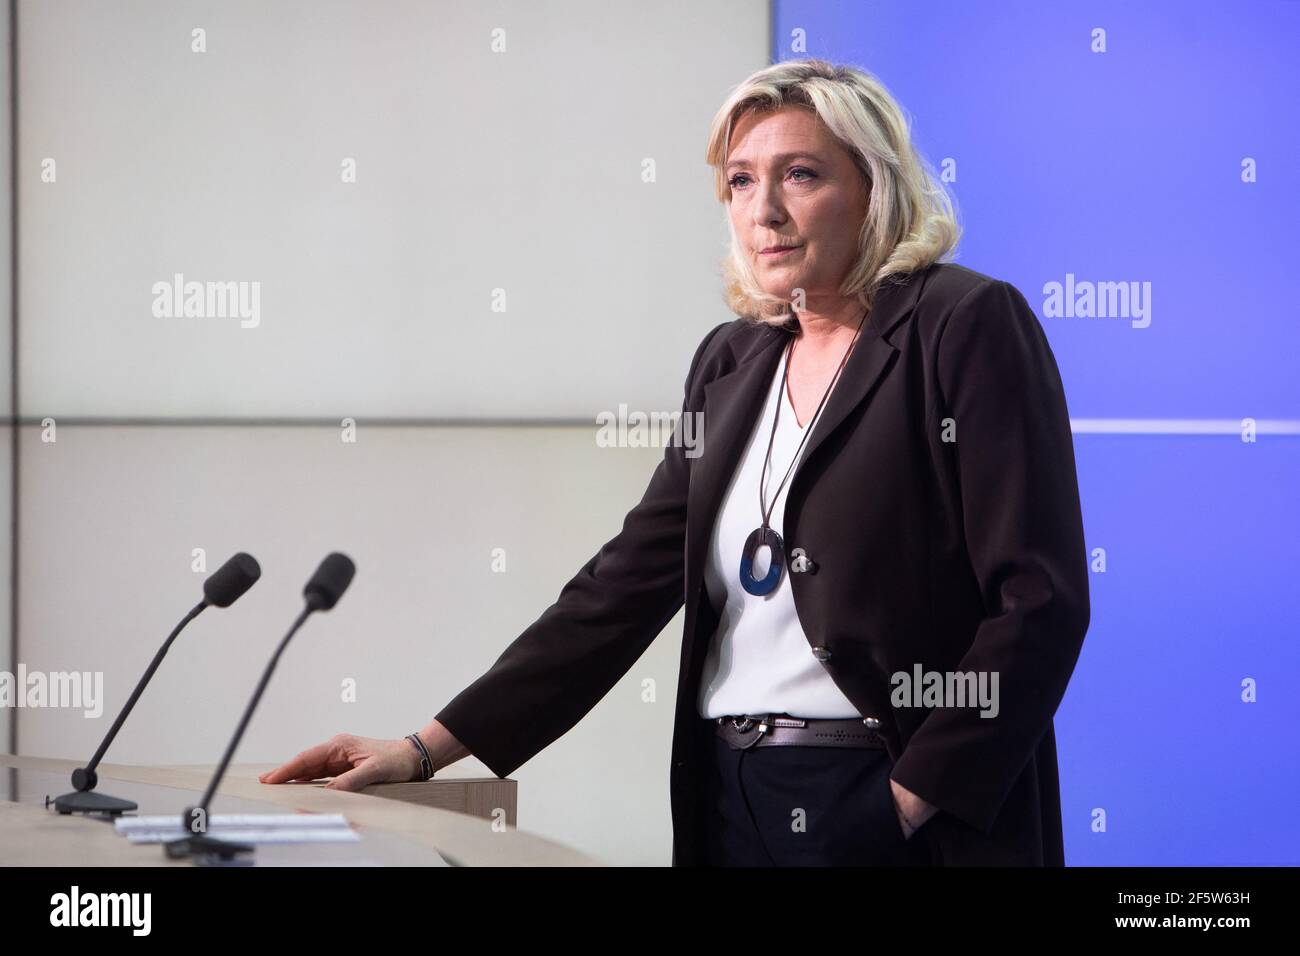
[739,526,785,596]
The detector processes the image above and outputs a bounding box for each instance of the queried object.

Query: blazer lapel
[683,269,930,604]
[685,323,789,600]
[793,272,926,472]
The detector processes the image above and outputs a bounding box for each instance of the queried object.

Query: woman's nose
[752,183,787,226]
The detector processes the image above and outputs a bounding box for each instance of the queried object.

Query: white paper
[114,813,360,845]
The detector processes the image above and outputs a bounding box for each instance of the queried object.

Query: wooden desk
[0,753,599,867]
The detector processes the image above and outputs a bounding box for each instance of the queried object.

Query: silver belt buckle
[728,714,770,749]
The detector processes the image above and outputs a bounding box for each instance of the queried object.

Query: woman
[262,59,1090,867]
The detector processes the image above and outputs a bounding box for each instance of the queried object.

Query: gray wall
[9,0,767,865]
[2,3,13,757]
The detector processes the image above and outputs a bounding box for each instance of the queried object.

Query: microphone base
[164,834,255,862]
[51,790,138,816]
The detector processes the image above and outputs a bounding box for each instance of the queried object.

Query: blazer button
[862,716,881,730]
[811,645,832,662]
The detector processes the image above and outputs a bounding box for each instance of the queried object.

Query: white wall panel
[18,0,764,419]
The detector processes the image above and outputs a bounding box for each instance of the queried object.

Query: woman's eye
[729,169,815,190]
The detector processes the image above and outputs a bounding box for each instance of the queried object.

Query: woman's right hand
[258,733,422,791]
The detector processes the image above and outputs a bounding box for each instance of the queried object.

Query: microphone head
[203,553,262,608]
[303,552,355,611]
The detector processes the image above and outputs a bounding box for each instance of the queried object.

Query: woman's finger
[259,736,350,783]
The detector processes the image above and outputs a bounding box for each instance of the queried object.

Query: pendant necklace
[738,308,868,596]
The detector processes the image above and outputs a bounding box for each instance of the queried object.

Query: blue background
[774,0,1300,864]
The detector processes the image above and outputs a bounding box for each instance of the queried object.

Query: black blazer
[435,261,1091,866]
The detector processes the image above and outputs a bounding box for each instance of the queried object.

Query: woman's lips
[759,245,802,258]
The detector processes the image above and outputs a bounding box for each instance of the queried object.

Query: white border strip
[1071,419,1300,435]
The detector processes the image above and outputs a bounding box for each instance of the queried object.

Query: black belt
[710,713,886,751]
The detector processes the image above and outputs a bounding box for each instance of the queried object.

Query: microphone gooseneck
[169,553,355,861]
[50,553,262,817]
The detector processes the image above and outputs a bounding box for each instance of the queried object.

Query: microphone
[167,552,355,861]
[50,553,261,816]
[303,552,356,611]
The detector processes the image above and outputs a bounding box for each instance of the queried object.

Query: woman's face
[725,105,869,306]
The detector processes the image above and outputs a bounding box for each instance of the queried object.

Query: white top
[696,343,861,719]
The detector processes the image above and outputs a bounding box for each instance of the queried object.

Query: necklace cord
[757,306,870,530]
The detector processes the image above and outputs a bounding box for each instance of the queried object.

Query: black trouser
[698,717,934,866]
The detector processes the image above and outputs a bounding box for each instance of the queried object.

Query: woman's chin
[757,274,806,296]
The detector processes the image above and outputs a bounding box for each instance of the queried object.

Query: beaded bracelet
[406,733,434,781]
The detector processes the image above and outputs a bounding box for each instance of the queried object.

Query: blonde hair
[705,58,961,325]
